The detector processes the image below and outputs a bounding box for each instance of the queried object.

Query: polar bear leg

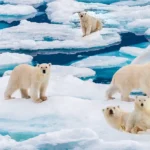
[121,88,134,102]
[4,86,18,100]
[40,82,48,101]
[30,83,42,103]
[86,25,92,36]
[20,89,30,99]
[81,26,86,37]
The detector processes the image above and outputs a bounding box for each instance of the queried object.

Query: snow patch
[0,52,33,66]
[120,46,145,57]
[71,56,128,68]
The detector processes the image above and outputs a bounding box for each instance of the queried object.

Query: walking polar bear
[103,96,150,134]
[106,63,150,102]
[78,12,102,37]
[4,63,51,103]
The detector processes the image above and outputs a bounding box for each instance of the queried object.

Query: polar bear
[78,12,102,37]
[106,63,150,102]
[4,63,51,103]
[126,96,150,133]
[102,106,129,131]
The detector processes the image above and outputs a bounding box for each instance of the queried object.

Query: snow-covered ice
[71,55,128,68]
[0,67,150,149]
[0,20,120,51]
[0,52,33,66]
[120,46,145,57]
[0,5,37,22]
[3,0,44,7]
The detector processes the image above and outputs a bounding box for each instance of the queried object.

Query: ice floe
[0,20,120,51]
[71,55,128,68]
[0,5,37,23]
[120,46,145,57]
[0,70,150,149]
[0,52,33,66]
[3,0,44,7]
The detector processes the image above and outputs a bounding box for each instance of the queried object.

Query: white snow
[52,65,95,78]
[71,56,128,68]
[0,52,33,66]
[3,0,44,7]
[0,20,120,51]
[120,46,145,57]
[46,0,150,35]
[0,71,150,149]
[0,5,37,22]
[127,19,150,35]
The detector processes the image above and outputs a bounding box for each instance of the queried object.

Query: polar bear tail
[106,83,118,100]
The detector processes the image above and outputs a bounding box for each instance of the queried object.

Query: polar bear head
[37,63,51,75]
[103,106,121,118]
[78,12,88,21]
[134,96,150,112]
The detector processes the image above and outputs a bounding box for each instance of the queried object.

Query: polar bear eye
[144,100,146,101]
[107,108,109,110]
[46,66,47,68]
[139,100,141,102]
[113,107,115,109]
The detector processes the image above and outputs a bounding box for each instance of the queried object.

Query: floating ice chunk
[127,19,150,35]
[113,0,150,6]
[0,52,33,66]
[120,46,145,57]
[0,20,120,51]
[71,56,128,68]
[3,0,44,7]
[132,46,150,64]
[0,5,37,22]
[52,65,95,78]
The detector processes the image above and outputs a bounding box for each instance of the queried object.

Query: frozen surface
[0,70,150,149]
[0,20,120,51]
[71,55,128,68]
[120,46,145,57]
[3,0,44,7]
[46,0,150,35]
[0,52,33,66]
[0,5,37,22]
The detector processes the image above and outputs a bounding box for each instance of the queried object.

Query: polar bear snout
[42,70,46,74]
[109,109,113,115]
[141,103,144,107]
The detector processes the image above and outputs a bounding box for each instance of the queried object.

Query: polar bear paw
[40,96,47,101]
[35,98,43,103]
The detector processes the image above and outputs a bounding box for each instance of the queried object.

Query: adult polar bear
[4,63,51,103]
[78,12,102,37]
[106,63,150,102]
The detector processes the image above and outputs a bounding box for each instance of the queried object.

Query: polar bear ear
[117,106,120,108]
[48,63,51,66]
[135,96,138,99]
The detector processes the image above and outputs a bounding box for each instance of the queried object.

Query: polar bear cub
[106,63,150,101]
[102,106,129,131]
[4,63,51,103]
[78,12,102,37]
[126,96,150,133]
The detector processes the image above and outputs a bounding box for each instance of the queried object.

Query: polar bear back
[9,64,35,89]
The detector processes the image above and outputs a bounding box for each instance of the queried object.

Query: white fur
[106,63,150,101]
[4,63,51,103]
[78,12,102,37]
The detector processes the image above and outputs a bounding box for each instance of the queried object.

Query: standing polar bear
[106,63,150,102]
[4,63,51,103]
[78,12,102,37]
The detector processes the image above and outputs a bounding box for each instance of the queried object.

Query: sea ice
[71,55,128,68]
